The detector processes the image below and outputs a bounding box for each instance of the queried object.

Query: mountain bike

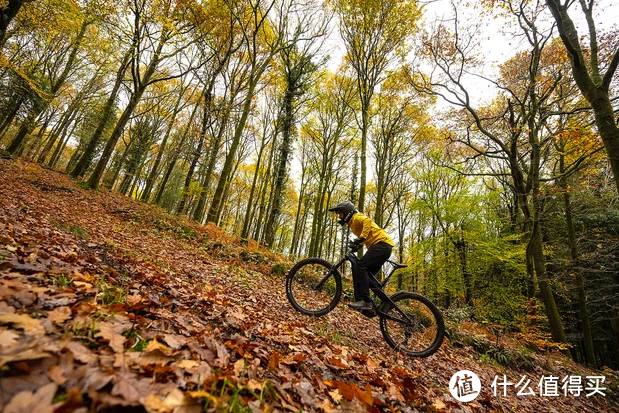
[285,244,445,357]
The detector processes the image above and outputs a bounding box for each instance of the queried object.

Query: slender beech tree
[206,0,300,224]
[6,17,91,154]
[70,49,132,178]
[241,98,277,237]
[333,0,421,214]
[263,19,327,246]
[87,0,203,189]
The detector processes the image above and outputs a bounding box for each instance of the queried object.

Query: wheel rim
[288,262,339,314]
[381,297,441,355]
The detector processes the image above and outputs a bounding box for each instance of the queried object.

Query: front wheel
[286,258,342,316]
[379,292,445,357]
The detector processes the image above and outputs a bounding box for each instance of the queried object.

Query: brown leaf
[316,398,337,412]
[268,351,281,370]
[65,341,97,364]
[233,358,245,379]
[0,348,51,368]
[0,301,16,314]
[0,328,19,350]
[83,368,114,390]
[111,373,152,405]
[432,398,447,411]
[95,322,126,353]
[141,388,202,413]
[329,389,342,404]
[127,294,142,306]
[295,380,316,406]
[163,334,187,350]
[47,365,68,385]
[3,382,57,413]
[145,338,171,355]
[0,313,45,335]
[353,383,374,407]
[47,306,71,325]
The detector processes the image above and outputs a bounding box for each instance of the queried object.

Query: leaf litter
[0,159,617,412]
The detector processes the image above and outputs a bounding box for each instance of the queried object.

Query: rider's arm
[359,215,371,242]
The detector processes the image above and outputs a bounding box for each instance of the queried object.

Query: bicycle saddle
[388,261,408,269]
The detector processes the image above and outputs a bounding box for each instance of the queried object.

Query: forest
[1,0,618,377]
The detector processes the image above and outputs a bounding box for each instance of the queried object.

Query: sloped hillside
[0,159,617,412]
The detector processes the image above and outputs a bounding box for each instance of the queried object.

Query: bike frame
[312,249,415,325]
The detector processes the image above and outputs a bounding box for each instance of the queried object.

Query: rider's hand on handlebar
[347,238,364,250]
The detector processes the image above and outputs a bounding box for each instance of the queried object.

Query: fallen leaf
[145,338,171,355]
[233,358,245,378]
[3,382,57,413]
[47,365,68,385]
[65,341,97,364]
[316,398,337,412]
[268,351,281,369]
[96,322,126,353]
[295,380,315,405]
[329,389,343,404]
[73,281,93,289]
[0,348,51,368]
[432,398,446,411]
[0,328,19,350]
[47,306,72,324]
[175,360,200,370]
[0,301,16,314]
[127,294,142,306]
[141,388,201,413]
[111,373,152,405]
[0,313,45,335]
[163,334,186,350]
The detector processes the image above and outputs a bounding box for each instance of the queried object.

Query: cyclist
[328,201,394,312]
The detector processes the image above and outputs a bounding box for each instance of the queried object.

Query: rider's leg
[350,242,393,309]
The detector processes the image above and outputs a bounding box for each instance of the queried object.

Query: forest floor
[0,158,617,413]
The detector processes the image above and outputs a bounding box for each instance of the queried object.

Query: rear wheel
[286,258,342,316]
[379,292,444,357]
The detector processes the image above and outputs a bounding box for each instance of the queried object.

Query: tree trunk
[290,164,308,255]
[177,94,209,215]
[42,106,78,165]
[358,104,368,212]
[207,79,259,224]
[153,101,201,205]
[71,50,131,179]
[545,0,619,194]
[0,0,26,48]
[0,96,24,141]
[49,113,79,168]
[141,89,185,201]
[264,87,294,247]
[24,108,56,160]
[252,137,277,241]
[107,140,132,191]
[455,236,472,306]
[87,29,166,190]
[240,136,268,238]
[559,152,597,367]
[7,18,89,155]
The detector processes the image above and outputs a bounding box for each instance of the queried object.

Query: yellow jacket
[347,212,394,248]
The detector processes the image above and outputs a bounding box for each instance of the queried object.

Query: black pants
[353,241,393,302]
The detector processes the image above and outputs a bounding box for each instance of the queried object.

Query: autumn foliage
[1,159,617,412]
